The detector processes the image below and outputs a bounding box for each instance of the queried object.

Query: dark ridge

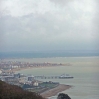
[0,80,45,99]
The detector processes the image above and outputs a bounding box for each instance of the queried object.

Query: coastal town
[0,60,72,95]
[0,60,71,72]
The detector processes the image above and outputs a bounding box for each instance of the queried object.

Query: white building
[33,81,38,86]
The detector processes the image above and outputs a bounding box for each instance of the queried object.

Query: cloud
[0,0,55,17]
[50,0,73,6]
[0,0,98,51]
[92,0,99,49]
[0,13,95,51]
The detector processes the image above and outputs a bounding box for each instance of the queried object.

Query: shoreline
[40,84,72,98]
[12,65,71,73]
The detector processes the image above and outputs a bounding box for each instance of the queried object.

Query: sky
[0,0,99,52]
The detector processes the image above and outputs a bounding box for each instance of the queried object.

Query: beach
[40,84,72,98]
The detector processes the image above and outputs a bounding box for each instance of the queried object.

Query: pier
[34,76,59,79]
[34,74,74,79]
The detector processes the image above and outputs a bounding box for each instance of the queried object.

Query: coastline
[40,84,72,98]
[0,60,72,98]
[0,57,99,99]
[0,66,72,98]
[12,65,71,73]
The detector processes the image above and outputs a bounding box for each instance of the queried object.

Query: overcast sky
[0,0,99,52]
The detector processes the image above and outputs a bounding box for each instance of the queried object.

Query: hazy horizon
[0,50,99,59]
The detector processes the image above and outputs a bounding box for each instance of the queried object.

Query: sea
[0,51,99,99]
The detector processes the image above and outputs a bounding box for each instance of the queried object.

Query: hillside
[0,80,45,99]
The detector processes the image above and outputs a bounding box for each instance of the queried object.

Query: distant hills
[0,80,44,99]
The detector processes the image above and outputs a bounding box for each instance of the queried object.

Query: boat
[59,74,74,79]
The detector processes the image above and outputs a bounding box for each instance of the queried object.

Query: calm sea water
[0,51,99,58]
[16,57,99,99]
